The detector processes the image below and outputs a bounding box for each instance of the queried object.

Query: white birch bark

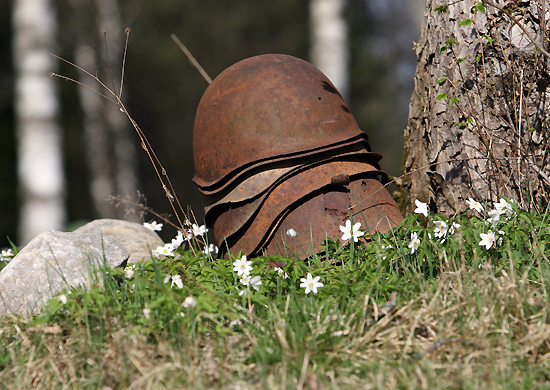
[74,0,138,220]
[75,44,116,218]
[13,0,66,244]
[310,0,349,101]
[96,0,138,222]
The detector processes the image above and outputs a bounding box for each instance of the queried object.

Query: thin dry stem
[50,30,207,256]
[483,0,550,60]
[171,34,213,85]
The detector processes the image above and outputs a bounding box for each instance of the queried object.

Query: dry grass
[1,251,549,389]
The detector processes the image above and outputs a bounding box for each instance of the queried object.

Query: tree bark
[73,0,139,221]
[13,0,66,244]
[401,0,550,215]
[310,0,349,100]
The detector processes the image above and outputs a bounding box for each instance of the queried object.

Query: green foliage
[450,96,461,105]
[434,5,449,14]
[3,200,550,387]
[474,2,486,14]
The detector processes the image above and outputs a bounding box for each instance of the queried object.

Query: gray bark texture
[309,0,349,100]
[401,0,550,215]
[13,0,66,244]
[72,0,139,221]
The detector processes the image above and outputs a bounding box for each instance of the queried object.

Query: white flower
[171,231,185,248]
[58,294,67,305]
[240,274,252,286]
[163,275,171,284]
[229,319,243,327]
[143,308,151,320]
[486,209,500,225]
[433,220,448,239]
[239,290,247,296]
[494,198,514,218]
[274,267,289,279]
[466,198,484,213]
[233,255,253,276]
[124,268,135,279]
[143,221,163,231]
[191,224,208,237]
[249,276,262,291]
[286,228,297,237]
[408,232,421,254]
[497,230,505,246]
[0,249,13,261]
[300,273,323,294]
[153,243,175,257]
[414,199,429,217]
[339,219,365,242]
[202,243,219,256]
[449,222,461,235]
[171,275,184,289]
[182,296,197,308]
[479,230,497,250]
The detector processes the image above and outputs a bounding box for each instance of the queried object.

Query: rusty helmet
[192,54,379,190]
[192,54,403,258]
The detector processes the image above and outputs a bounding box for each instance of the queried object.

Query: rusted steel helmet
[193,54,380,190]
[192,54,403,258]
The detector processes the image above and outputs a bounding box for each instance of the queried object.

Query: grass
[1,199,550,389]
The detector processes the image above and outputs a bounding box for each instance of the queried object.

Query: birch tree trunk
[401,0,550,215]
[74,0,139,220]
[310,0,349,101]
[13,0,66,244]
[96,0,139,221]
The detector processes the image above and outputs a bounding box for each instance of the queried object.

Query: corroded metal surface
[193,54,373,189]
[196,134,380,195]
[203,148,381,217]
[210,160,381,246]
[263,178,403,258]
[223,168,401,258]
[191,54,403,258]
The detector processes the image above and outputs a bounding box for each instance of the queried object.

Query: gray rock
[75,219,164,263]
[0,231,129,317]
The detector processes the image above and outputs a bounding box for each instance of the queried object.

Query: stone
[0,231,129,317]
[75,219,164,263]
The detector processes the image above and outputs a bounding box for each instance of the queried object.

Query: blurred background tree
[1,0,423,246]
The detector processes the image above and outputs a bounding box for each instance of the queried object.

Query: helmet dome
[193,54,367,188]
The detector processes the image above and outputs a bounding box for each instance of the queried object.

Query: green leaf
[447,38,458,46]
[437,77,447,86]
[460,18,473,27]
[483,34,493,44]
[457,122,467,129]
[467,117,475,124]
[475,53,483,62]
[457,58,465,63]
[434,5,449,14]
[475,2,486,14]
[528,127,536,132]
[450,97,461,105]
[436,93,448,100]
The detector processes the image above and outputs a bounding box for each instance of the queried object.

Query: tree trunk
[73,0,139,221]
[13,0,66,244]
[401,0,550,215]
[96,0,139,221]
[310,0,349,100]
